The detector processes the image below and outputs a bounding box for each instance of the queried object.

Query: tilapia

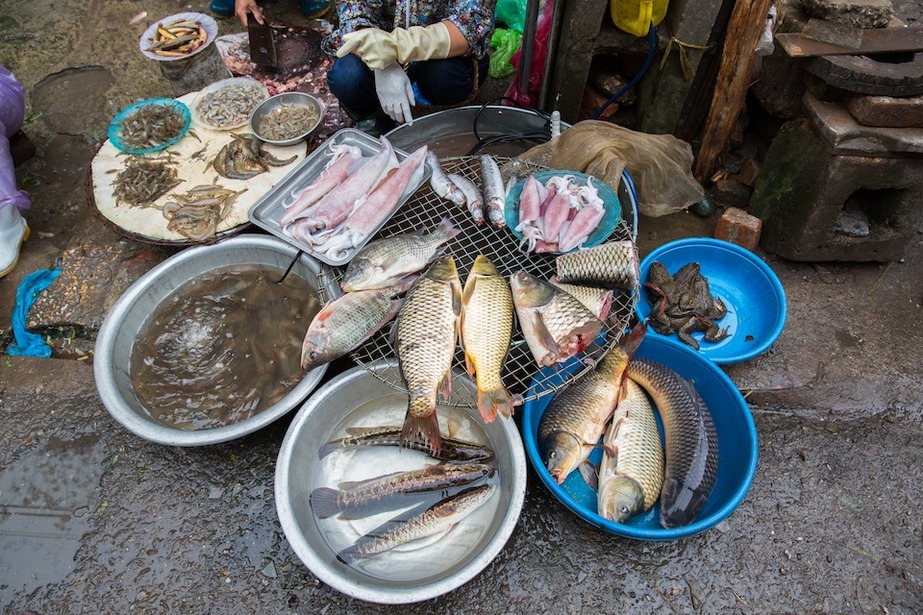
[336,484,495,565]
[555,239,640,291]
[340,217,459,292]
[597,378,664,522]
[317,426,494,462]
[460,255,514,423]
[537,324,645,484]
[300,287,403,370]
[426,150,465,205]
[309,462,494,519]
[626,357,719,528]
[447,172,484,225]
[548,278,614,322]
[510,271,604,367]
[479,154,506,228]
[394,256,462,457]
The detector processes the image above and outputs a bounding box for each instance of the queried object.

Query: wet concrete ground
[2,0,923,613]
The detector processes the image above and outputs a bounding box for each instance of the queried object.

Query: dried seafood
[213,133,297,180]
[113,101,188,152]
[145,18,207,57]
[257,102,320,141]
[112,159,182,207]
[161,183,246,241]
[195,82,266,129]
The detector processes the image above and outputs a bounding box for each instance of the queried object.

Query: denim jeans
[327,53,489,119]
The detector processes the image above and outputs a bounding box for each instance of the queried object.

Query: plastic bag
[489,28,522,79]
[515,120,705,217]
[504,0,554,108]
[495,0,528,34]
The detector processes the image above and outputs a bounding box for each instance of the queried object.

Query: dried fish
[112,159,182,207]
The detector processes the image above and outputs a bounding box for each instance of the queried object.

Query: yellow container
[610,0,668,37]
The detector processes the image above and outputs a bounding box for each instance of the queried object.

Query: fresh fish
[510,271,604,367]
[479,154,506,228]
[537,324,645,484]
[317,426,495,462]
[626,357,719,528]
[300,288,403,370]
[548,279,614,322]
[555,239,640,291]
[426,150,465,205]
[285,136,398,239]
[447,172,484,225]
[460,255,515,423]
[558,202,605,252]
[340,217,459,292]
[597,378,664,522]
[394,256,462,457]
[315,145,429,259]
[336,484,495,565]
[310,461,494,519]
[278,144,363,227]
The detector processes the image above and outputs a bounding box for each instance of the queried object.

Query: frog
[644,261,728,350]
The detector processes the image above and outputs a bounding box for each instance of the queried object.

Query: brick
[714,207,763,250]
[846,93,923,128]
[735,158,762,187]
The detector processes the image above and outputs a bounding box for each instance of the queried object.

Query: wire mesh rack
[318,156,638,408]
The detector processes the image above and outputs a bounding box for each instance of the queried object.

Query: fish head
[540,430,583,484]
[470,254,500,278]
[659,476,710,529]
[340,257,377,292]
[510,271,555,308]
[598,476,645,523]
[425,255,459,283]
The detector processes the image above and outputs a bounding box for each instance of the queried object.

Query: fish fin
[622,322,647,357]
[308,487,343,519]
[477,386,514,423]
[337,470,405,490]
[438,369,453,402]
[530,312,561,364]
[578,460,598,490]
[435,216,461,239]
[336,544,360,566]
[463,350,476,378]
[401,407,442,458]
[317,439,342,459]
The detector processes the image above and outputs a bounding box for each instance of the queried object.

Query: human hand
[336,28,398,71]
[235,0,264,27]
[374,62,414,125]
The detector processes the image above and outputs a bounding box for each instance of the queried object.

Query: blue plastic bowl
[636,237,787,365]
[504,170,621,253]
[521,333,758,541]
[108,98,192,155]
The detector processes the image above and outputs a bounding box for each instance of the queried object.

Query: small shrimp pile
[256,102,320,141]
[112,159,182,207]
[161,183,246,241]
[513,174,607,254]
[195,82,267,130]
[113,102,188,152]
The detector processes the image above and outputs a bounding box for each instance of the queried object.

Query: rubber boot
[209,0,236,17]
[0,204,29,278]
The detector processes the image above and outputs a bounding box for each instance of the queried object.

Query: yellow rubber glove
[337,23,452,71]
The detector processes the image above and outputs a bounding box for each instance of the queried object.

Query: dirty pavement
[1,0,923,613]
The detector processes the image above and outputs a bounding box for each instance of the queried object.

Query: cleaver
[248,14,278,68]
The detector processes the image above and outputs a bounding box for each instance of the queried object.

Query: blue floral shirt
[325,0,498,59]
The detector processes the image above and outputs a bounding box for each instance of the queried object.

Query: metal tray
[248,128,432,267]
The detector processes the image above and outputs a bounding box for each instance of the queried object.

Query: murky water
[130,264,319,430]
[0,434,105,600]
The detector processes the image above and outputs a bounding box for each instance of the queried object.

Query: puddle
[0,434,105,601]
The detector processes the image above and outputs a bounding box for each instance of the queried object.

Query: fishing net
[514,120,705,217]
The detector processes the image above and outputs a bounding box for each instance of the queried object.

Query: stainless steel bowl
[94,234,340,446]
[249,91,324,146]
[275,360,527,604]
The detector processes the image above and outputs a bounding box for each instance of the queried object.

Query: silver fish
[597,378,665,522]
[626,357,719,528]
[309,462,494,519]
[340,217,459,292]
[447,172,485,225]
[394,256,462,457]
[479,154,506,228]
[426,150,465,205]
[300,287,402,369]
[336,484,495,565]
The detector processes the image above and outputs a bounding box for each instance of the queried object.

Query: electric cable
[592,20,657,120]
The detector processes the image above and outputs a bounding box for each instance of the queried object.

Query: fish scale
[555,239,640,291]
[597,378,665,522]
[626,357,719,528]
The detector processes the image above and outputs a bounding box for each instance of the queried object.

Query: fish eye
[620,505,630,515]
[310,351,318,361]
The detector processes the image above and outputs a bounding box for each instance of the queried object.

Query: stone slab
[801,0,894,28]
[846,92,923,127]
[805,91,923,155]
[805,51,923,96]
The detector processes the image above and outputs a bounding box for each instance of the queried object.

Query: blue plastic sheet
[7,267,61,358]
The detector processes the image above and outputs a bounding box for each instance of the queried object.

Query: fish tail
[336,544,360,565]
[401,403,442,458]
[436,216,461,239]
[477,386,514,423]
[308,487,342,519]
[317,440,340,459]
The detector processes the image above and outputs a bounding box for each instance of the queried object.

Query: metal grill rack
[329,156,638,408]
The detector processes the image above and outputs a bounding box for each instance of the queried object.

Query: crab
[644,261,729,350]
